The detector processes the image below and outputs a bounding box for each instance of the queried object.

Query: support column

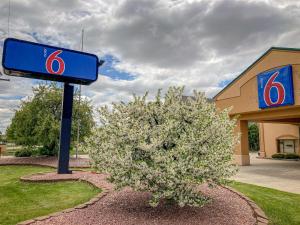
[234,120,250,166]
[258,123,266,158]
[58,83,74,174]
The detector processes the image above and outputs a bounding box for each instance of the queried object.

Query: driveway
[233,153,300,194]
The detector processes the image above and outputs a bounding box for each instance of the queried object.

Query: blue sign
[2,38,100,85]
[257,65,294,109]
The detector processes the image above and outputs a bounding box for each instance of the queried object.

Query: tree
[6,82,94,155]
[248,123,259,151]
[84,87,238,207]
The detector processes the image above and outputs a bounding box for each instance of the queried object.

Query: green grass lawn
[0,166,100,225]
[229,181,300,225]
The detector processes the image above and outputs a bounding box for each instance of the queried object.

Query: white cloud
[0,0,300,132]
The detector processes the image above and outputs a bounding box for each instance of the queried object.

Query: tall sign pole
[58,83,74,174]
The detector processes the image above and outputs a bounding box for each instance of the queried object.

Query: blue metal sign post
[58,83,74,174]
[2,38,103,174]
[257,65,294,109]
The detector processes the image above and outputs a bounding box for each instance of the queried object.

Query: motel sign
[2,38,103,174]
[257,65,294,109]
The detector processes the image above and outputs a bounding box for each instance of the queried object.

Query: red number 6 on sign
[46,50,65,75]
[263,71,285,106]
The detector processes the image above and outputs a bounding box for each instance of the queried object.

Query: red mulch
[25,172,256,225]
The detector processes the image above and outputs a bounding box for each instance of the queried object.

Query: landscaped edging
[16,171,263,225]
[223,186,269,225]
[17,172,110,225]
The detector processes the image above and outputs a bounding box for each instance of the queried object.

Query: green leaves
[248,122,259,151]
[6,82,94,155]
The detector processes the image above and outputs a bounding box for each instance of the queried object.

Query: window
[278,139,296,153]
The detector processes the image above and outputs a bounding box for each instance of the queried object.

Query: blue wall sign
[2,38,99,85]
[257,65,294,109]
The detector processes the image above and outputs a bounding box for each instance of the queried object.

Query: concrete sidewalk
[233,153,300,194]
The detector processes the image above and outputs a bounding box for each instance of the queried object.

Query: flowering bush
[84,87,237,207]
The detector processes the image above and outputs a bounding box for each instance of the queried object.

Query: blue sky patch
[30,32,70,49]
[218,79,232,87]
[0,95,23,100]
[99,55,136,81]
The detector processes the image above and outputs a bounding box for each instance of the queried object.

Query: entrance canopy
[214,47,300,165]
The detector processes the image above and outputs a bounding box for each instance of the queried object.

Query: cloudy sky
[0,0,300,132]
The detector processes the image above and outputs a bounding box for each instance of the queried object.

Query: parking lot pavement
[233,153,300,194]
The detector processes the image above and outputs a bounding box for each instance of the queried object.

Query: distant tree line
[6,82,94,156]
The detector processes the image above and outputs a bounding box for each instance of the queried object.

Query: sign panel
[257,65,294,109]
[2,38,99,85]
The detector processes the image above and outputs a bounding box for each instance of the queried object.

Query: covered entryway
[214,47,300,165]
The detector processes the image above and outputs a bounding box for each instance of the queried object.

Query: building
[214,47,300,165]
[259,123,299,158]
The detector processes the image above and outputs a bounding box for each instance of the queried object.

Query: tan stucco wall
[214,49,300,165]
[259,123,299,158]
[215,50,300,115]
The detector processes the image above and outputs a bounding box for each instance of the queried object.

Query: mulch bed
[0,156,90,168]
[18,172,264,225]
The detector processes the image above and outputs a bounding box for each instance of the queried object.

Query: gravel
[16,163,257,225]
[30,179,256,225]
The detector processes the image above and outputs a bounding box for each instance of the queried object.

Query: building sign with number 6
[257,65,294,109]
[1,38,105,174]
[2,38,100,85]
[46,50,65,75]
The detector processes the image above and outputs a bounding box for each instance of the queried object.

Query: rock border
[17,172,268,225]
[17,172,110,225]
[223,186,269,225]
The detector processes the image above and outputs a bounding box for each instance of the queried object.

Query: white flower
[83,86,238,207]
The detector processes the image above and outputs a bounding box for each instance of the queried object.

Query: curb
[17,172,109,225]
[223,186,269,225]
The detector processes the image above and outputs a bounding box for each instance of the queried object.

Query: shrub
[271,153,285,159]
[284,153,299,159]
[83,87,238,207]
[30,148,39,156]
[37,146,56,156]
[15,149,32,157]
[272,153,299,159]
